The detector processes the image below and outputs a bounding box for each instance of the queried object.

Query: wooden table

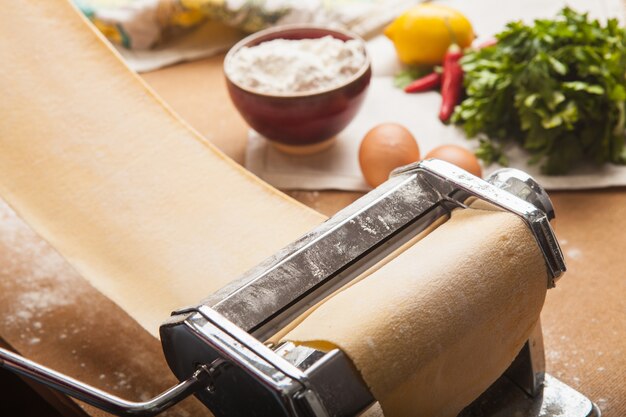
[1,53,624,417]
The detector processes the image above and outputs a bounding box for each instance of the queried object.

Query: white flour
[226,35,366,94]
[0,201,83,324]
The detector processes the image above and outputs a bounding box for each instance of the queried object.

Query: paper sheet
[245,0,626,191]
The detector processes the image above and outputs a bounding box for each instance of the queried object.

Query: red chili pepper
[438,44,464,123]
[476,38,497,49]
[404,72,442,93]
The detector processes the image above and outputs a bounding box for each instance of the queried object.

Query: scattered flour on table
[566,247,583,260]
[111,371,132,391]
[0,200,86,329]
[0,207,162,408]
[225,35,366,94]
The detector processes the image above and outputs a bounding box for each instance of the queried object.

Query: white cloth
[245,0,626,191]
[116,21,242,73]
[113,0,417,72]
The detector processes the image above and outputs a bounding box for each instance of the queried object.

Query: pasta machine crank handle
[0,347,217,417]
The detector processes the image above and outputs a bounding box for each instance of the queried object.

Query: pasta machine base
[459,373,599,417]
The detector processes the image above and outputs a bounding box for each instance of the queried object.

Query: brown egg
[424,145,482,178]
[359,123,420,187]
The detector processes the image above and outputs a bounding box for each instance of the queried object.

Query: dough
[0,0,323,334]
[0,2,548,417]
[285,208,547,417]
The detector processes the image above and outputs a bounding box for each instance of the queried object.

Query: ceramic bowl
[224,25,372,154]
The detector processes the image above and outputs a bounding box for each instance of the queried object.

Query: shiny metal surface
[459,374,600,417]
[505,321,546,397]
[487,168,555,222]
[161,306,372,417]
[195,170,450,341]
[394,159,565,287]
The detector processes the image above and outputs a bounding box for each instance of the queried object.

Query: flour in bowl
[226,36,367,94]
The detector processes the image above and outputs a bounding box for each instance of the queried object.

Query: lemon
[385,4,474,65]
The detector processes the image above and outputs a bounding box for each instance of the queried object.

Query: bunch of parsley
[452,8,626,174]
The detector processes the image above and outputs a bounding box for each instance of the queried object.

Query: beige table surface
[0,52,624,417]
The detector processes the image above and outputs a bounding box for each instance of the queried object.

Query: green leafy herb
[393,66,435,88]
[452,8,626,174]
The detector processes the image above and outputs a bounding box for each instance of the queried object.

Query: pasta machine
[0,159,600,417]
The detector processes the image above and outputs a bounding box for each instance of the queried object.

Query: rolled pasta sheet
[284,208,548,417]
[0,0,324,336]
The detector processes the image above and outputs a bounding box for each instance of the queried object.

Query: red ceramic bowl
[224,25,371,154]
